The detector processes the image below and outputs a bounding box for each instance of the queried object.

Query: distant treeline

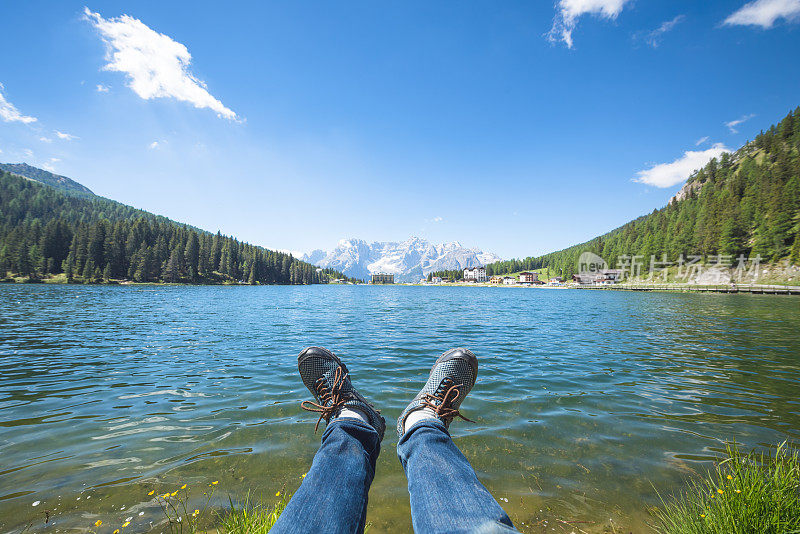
[489,108,800,279]
[0,170,345,284]
[427,269,466,281]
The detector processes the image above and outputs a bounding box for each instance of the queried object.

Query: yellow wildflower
[95,520,103,527]
[735,489,741,493]
[171,491,178,497]
[114,530,120,534]
[122,522,130,528]
[700,514,706,518]
[717,489,723,494]
[194,509,200,515]
[147,490,154,496]
[276,491,280,497]
[726,475,733,480]
[211,480,219,485]
[162,493,170,499]
[180,484,187,490]
[302,473,307,478]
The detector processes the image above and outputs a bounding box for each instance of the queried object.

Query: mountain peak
[0,163,94,196]
[303,236,501,281]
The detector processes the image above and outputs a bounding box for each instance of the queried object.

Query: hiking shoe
[298,346,386,440]
[397,348,478,437]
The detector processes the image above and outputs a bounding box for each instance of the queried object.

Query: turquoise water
[1,284,799,533]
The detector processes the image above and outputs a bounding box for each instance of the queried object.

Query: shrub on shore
[653,441,800,534]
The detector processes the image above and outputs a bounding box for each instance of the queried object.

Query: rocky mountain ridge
[303,236,501,282]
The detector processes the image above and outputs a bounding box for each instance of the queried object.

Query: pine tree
[63,251,74,282]
[184,232,200,281]
[790,228,800,266]
[163,249,181,283]
[247,261,256,284]
[82,258,95,284]
[0,244,9,276]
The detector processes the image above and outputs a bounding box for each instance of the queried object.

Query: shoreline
[3,278,800,295]
[577,282,800,295]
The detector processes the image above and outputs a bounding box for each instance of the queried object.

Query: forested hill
[0,163,95,196]
[0,168,346,284]
[489,108,800,279]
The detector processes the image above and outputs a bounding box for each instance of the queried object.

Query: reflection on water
[0,285,798,532]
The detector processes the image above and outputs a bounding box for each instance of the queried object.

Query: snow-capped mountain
[302,237,501,282]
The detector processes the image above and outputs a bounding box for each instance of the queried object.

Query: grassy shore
[20,441,797,533]
[653,442,800,534]
[220,442,799,533]
[215,441,799,533]
[215,492,289,534]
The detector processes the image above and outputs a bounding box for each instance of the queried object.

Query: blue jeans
[270,417,517,534]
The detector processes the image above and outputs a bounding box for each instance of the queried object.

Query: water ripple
[0,285,798,533]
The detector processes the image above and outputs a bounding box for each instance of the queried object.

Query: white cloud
[725,113,756,133]
[637,15,684,48]
[84,8,238,120]
[0,83,37,124]
[695,136,709,146]
[39,136,53,143]
[148,141,160,149]
[42,157,62,172]
[55,130,78,140]
[96,83,110,92]
[548,0,632,48]
[431,216,443,223]
[724,0,800,28]
[635,143,730,188]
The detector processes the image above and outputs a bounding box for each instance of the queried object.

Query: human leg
[270,347,385,534]
[396,348,517,534]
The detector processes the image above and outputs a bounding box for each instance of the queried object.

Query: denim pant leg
[270,418,381,534]
[397,419,518,534]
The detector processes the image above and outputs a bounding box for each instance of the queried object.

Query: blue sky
[1,1,798,259]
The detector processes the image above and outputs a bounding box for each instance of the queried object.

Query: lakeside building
[503,276,516,285]
[430,276,442,284]
[370,273,394,284]
[596,269,623,285]
[572,269,623,285]
[518,271,539,284]
[464,267,487,283]
[490,276,503,285]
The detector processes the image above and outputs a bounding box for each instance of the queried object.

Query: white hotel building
[463,266,487,283]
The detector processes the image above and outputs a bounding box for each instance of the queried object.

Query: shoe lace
[420,377,475,423]
[300,366,353,432]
